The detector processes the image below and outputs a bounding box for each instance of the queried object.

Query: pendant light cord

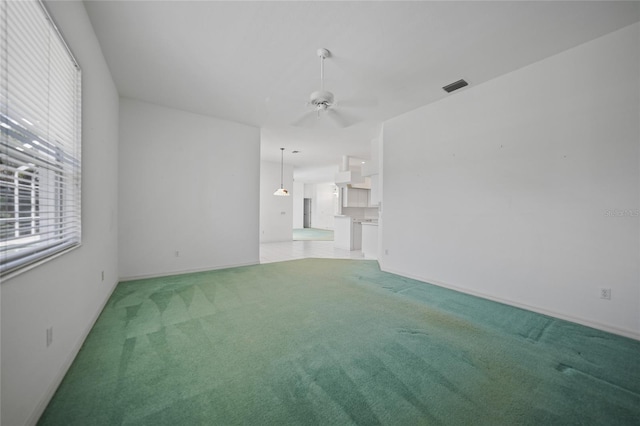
[280,148,284,189]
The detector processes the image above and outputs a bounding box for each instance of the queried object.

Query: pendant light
[274,148,290,196]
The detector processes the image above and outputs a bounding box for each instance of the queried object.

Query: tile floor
[260,240,365,264]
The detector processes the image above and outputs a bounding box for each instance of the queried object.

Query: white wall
[119,99,260,280]
[292,181,304,229]
[1,2,120,425]
[260,160,293,242]
[381,23,640,339]
[303,184,313,199]
[310,183,338,230]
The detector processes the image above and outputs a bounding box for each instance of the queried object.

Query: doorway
[293,195,334,241]
[303,198,311,228]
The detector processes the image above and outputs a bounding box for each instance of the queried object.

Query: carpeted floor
[39,259,640,425]
[293,228,334,241]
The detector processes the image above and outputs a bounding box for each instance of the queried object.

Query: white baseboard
[380,266,640,342]
[119,260,259,283]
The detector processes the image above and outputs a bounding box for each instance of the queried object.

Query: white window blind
[0,0,82,277]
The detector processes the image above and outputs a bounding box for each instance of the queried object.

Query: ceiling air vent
[443,79,468,93]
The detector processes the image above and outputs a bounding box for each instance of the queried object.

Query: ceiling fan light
[310,90,334,107]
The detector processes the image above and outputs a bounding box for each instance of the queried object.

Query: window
[0,0,81,277]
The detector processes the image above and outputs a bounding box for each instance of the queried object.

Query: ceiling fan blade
[326,109,359,128]
[291,111,318,128]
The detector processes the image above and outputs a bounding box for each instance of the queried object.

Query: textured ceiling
[83,0,639,182]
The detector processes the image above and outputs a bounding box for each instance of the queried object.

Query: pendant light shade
[274,148,290,196]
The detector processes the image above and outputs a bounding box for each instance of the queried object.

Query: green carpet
[293,228,334,241]
[39,259,640,425]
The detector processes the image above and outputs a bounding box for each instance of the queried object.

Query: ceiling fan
[292,48,363,128]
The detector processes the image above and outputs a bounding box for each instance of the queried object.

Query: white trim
[0,243,81,283]
[381,265,640,342]
[25,277,119,426]
[118,261,260,283]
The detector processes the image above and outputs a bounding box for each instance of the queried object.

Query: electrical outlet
[175,251,180,257]
[599,288,611,300]
[385,249,389,255]
[101,270,105,281]
[46,327,53,347]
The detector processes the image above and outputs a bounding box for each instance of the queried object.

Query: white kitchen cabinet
[334,215,362,251]
[342,187,370,208]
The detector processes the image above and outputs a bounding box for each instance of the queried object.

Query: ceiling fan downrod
[317,48,330,92]
[311,48,333,115]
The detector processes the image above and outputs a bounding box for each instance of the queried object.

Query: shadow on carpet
[39,259,640,425]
